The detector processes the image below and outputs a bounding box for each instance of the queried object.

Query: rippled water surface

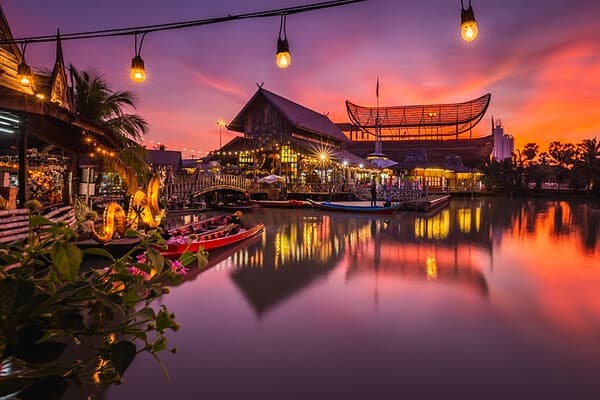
[104,198,600,399]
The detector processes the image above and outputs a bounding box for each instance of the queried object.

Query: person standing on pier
[370,182,377,207]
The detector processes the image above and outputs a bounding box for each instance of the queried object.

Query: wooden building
[225,87,375,184]
[0,6,115,208]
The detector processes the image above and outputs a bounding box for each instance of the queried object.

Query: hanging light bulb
[17,43,33,87]
[130,33,147,83]
[460,0,478,42]
[17,62,33,87]
[130,55,146,83]
[275,15,291,69]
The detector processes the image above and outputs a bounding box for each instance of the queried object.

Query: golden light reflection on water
[425,255,438,280]
[414,209,450,239]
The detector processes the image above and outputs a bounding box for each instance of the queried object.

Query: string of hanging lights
[5,0,480,86]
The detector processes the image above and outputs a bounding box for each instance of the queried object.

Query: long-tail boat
[306,199,401,215]
[165,213,241,238]
[161,222,264,258]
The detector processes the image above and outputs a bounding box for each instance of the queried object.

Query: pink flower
[169,259,189,275]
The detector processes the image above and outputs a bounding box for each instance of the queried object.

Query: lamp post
[217,120,226,149]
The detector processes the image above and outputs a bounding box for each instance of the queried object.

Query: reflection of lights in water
[426,255,438,280]
[475,206,481,232]
[458,208,472,233]
[414,209,450,239]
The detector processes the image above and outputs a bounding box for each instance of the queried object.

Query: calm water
[103,198,600,400]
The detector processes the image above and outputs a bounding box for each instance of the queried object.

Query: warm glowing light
[276,35,291,69]
[319,152,327,161]
[17,62,33,87]
[461,21,478,42]
[460,3,478,42]
[35,93,45,100]
[359,163,364,168]
[276,51,291,69]
[217,120,226,127]
[426,255,438,280]
[130,55,146,83]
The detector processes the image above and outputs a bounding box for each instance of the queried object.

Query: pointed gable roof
[0,5,32,94]
[48,30,73,111]
[0,5,21,61]
[229,87,349,143]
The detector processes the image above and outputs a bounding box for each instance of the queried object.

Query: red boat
[165,213,240,237]
[254,200,308,208]
[161,222,265,258]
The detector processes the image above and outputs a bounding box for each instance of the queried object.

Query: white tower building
[491,118,514,161]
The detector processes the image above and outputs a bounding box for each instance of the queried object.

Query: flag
[376,77,379,98]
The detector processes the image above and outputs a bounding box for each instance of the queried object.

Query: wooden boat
[161,222,265,258]
[165,214,240,237]
[306,199,401,215]
[77,237,142,259]
[399,194,450,212]
[254,199,308,208]
[209,201,260,212]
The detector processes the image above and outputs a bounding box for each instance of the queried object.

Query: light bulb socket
[277,38,290,54]
[131,55,145,70]
[461,6,476,24]
[17,61,31,76]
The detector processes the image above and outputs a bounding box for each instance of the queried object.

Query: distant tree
[576,138,600,194]
[522,143,539,166]
[548,141,576,186]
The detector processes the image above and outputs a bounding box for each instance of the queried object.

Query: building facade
[491,118,514,161]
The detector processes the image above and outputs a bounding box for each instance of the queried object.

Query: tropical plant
[576,138,600,194]
[71,66,150,192]
[0,216,207,398]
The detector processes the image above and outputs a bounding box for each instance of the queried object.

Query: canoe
[306,199,401,215]
[161,223,265,258]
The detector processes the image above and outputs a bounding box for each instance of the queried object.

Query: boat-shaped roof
[346,93,491,139]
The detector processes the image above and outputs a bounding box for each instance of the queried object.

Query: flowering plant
[0,215,207,398]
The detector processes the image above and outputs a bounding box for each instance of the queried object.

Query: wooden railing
[0,205,76,244]
[163,174,254,200]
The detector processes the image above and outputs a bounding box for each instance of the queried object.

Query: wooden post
[17,118,29,207]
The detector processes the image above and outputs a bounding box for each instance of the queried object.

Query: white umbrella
[259,175,286,184]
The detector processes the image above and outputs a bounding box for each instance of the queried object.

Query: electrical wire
[0,0,366,45]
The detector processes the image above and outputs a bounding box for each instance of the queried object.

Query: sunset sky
[3,0,600,156]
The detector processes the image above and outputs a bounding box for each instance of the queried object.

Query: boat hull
[161,223,265,258]
[254,200,308,208]
[307,199,400,214]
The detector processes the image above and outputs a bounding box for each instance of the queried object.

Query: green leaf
[29,215,53,228]
[145,247,165,276]
[152,336,167,352]
[125,229,141,238]
[14,341,67,364]
[82,247,116,261]
[0,377,34,396]
[178,251,196,267]
[155,308,175,332]
[12,280,35,312]
[50,242,83,282]
[52,312,85,330]
[18,376,68,400]
[109,340,137,375]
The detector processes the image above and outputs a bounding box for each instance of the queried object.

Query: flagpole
[375,77,382,155]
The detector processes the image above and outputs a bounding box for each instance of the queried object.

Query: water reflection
[104,198,600,400]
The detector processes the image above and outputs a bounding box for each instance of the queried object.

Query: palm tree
[577,138,600,194]
[70,66,149,192]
